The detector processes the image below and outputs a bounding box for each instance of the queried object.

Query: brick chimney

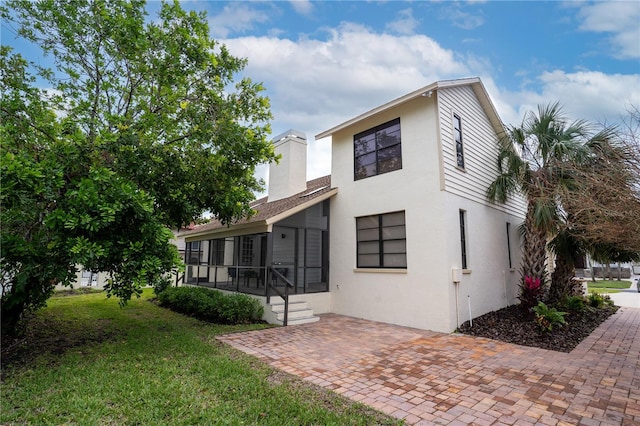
[268,129,308,202]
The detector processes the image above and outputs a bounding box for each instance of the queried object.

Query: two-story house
[179,77,526,332]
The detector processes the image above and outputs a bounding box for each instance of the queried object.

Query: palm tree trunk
[549,252,574,303]
[520,202,548,290]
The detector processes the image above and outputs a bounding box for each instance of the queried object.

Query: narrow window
[356,211,407,268]
[454,114,464,169]
[506,223,513,269]
[459,210,468,269]
[354,118,402,180]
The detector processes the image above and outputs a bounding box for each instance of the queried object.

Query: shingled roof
[179,175,335,239]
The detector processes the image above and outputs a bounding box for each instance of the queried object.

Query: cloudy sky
[5,1,640,186]
[187,0,640,183]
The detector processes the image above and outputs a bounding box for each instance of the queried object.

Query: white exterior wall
[328,83,526,333]
[443,193,522,329]
[437,85,525,329]
[330,96,455,331]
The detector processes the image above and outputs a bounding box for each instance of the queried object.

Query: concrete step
[285,315,320,325]
[271,301,308,313]
[274,307,315,321]
[270,300,318,325]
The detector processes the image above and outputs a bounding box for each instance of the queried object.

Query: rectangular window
[209,239,226,266]
[356,211,407,268]
[454,114,464,169]
[185,241,202,265]
[506,222,513,269]
[459,210,468,269]
[354,118,402,180]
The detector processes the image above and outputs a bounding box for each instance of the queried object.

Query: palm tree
[487,103,612,305]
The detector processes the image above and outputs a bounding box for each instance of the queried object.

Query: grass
[588,288,622,294]
[1,289,401,425]
[587,279,632,292]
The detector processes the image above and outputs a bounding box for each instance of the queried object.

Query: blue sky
[3,1,640,183]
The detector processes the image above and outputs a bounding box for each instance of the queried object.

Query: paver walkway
[218,308,640,425]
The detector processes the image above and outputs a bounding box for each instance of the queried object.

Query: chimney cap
[271,129,307,143]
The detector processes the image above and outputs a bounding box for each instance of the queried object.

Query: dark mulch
[458,304,619,352]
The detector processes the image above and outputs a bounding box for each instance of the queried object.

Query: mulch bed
[458,304,618,352]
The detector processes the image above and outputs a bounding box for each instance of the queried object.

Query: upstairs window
[354,118,402,180]
[356,211,407,268]
[454,114,464,169]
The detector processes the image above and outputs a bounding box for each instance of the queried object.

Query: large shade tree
[1,0,277,333]
[487,103,618,305]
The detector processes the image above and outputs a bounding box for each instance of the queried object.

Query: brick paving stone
[218,308,640,425]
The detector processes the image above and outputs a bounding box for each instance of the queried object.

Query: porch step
[270,301,319,325]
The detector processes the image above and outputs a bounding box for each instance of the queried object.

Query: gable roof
[315,77,505,139]
[179,175,336,240]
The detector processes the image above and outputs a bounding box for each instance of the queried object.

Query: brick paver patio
[218,308,640,425]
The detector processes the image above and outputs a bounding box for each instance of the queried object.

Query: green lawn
[587,279,633,294]
[1,289,400,425]
[587,280,632,289]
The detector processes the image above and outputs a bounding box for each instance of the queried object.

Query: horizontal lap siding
[439,86,525,218]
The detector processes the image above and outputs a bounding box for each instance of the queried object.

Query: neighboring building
[55,267,109,291]
[178,77,526,332]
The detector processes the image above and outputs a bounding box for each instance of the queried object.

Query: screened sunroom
[180,180,334,297]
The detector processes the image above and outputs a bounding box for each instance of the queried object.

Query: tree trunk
[549,252,575,304]
[521,203,548,280]
[519,202,548,308]
[617,262,621,281]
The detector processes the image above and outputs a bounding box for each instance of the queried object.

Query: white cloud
[576,2,640,59]
[208,3,270,38]
[439,5,484,30]
[385,8,420,35]
[223,23,470,181]
[221,23,638,188]
[289,0,313,16]
[497,71,640,128]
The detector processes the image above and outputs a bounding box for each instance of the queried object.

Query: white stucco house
[178,77,526,332]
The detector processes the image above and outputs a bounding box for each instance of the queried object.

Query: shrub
[157,286,263,324]
[519,276,543,309]
[152,276,172,296]
[587,292,605,308]
[558,295,586,313]
[532,301,567,332]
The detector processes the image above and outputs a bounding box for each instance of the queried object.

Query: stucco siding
[329,96,455,332]
[438,86,526,219]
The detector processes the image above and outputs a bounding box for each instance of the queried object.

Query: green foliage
[157,286,264,324]
[532,301,567,332]
[586,292,614,309]
[557,295,586,313]
[1,0,276,333]
[151,276,172,296]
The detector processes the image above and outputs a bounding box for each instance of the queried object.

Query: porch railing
[174,270,185,287]
[267,266,294,326]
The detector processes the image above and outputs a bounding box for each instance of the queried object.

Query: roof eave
[266,187,338,226]
[315,77,483,139]
[183,187,338,242]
